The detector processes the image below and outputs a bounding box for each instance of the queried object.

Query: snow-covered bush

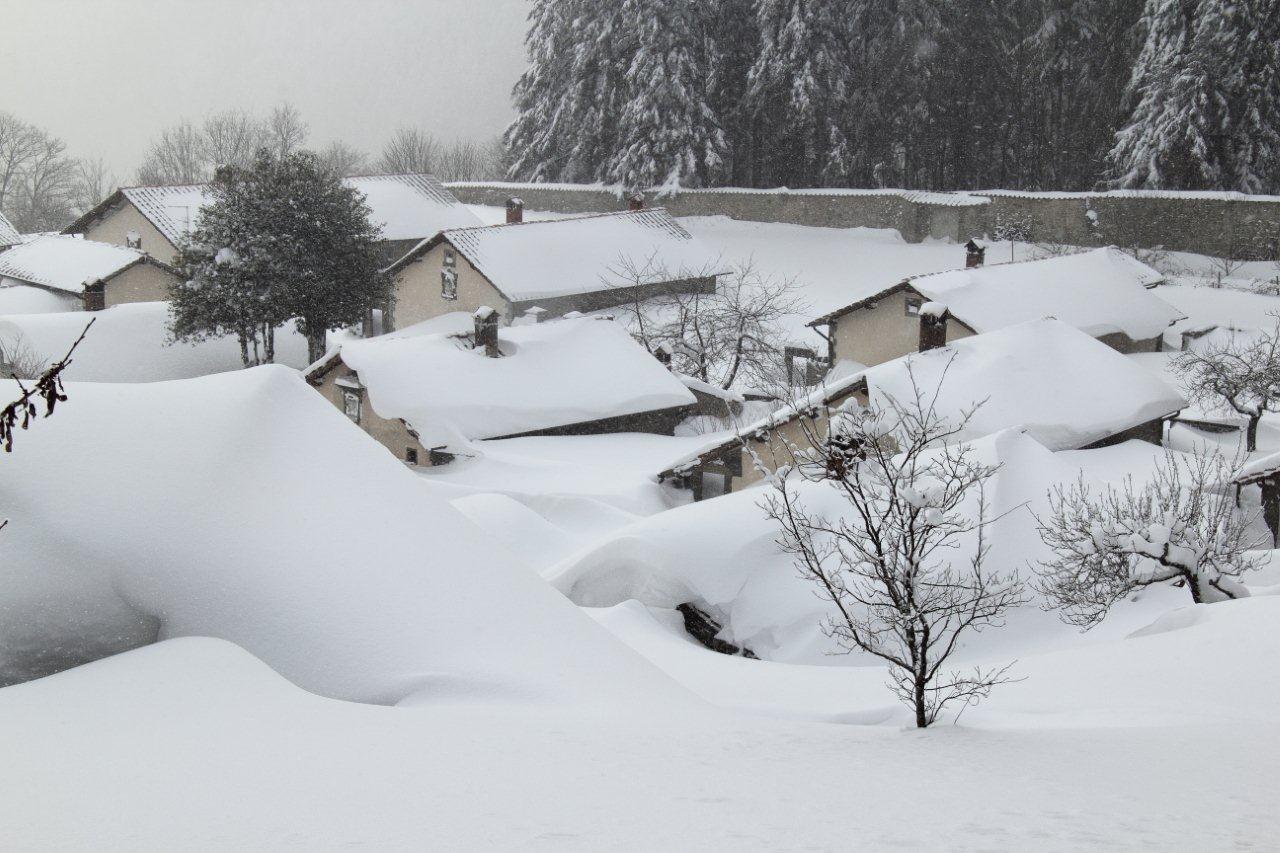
[1036,448,1264,628]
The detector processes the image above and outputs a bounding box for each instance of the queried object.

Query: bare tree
[377,126,441,174]
[1173,319,1280,452]
[0,333,49,380]
[618,256,808,392]
[317,140,369,178]
[262,103,308,160]
[71,157,116,216]
[0,112,40,214]
[136,120,207,185]
[761,364,1026,728]
[10,131,75,232]
[1036,448,1263,630]
[200,109,264,171]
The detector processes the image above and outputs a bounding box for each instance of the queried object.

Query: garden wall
[448,182,1280,260]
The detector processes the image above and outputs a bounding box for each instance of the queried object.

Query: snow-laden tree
[170,149,390,365]
[747,0,856,187]
[615,256,806,392]
[604,0,728,191]
[762,365,1026,728]
[1109,0,1280,192]
[1173,322,1280,452]
[506,0,628,184]
[1037,448,1262,629]
[705,0,760,186]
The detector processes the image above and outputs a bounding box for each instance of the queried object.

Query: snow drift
[0,366,688,708]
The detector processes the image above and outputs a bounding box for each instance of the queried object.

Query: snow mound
[0,366,688,708]
[0,302,310,381]
[865,318,1186,450]
[339,316,695,443]
[0,283,79,314]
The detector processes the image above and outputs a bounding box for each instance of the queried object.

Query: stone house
[63,173,481,266]
[0,234,179,311]
[305,311,697,467]
[808,247,1183,368]
[659,318,1187,501]
[380,205,723,331]
[1235,452,1280,548]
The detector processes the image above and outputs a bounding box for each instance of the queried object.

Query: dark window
[905,296,923,317]
[405,447,419,465]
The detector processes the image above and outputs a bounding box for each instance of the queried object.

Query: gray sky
[1,0,530,180]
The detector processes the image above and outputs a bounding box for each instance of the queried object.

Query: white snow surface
[863,318,1187,451]
[0,235,150,294]
[338,316,695,443]
[0,283,80,314]
[0,302,310,381]
[0,366,687,709]
[908,247,1181,339]
[433,208,725,302]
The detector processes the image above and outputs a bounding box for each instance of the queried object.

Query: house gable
[823,285,975,367]
[73,195,178,263]
[309,356,431,467]
[389,238,511,330]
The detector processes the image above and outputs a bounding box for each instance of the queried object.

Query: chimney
[474,305,500,357]
[653,341,674,368]
[506,197,524,224]
[965,239,986,269]
[918,302,949,352]
[628,192,645,212]
[82,280,105,312]
[520,305,546,325]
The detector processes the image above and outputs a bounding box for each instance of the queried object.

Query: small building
[305,311,698,466]
[0,235,179,312]
[381,207,724,330]
[808,247,1183,368]
[660,318,1187,500]
[63,173,482,265]
[0,211,20,252]
[1233,452,1280,547]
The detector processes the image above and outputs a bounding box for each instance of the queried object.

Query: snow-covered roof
[0,235,154,294]
[330,316,696,443]
[391,209,725,302]
[82,174,480,247]
[812,248,1182,341]
[861,319,1187,451]
[0,210,21,248]
[1236,451,1280,485]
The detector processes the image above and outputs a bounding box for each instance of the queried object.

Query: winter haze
[0,0,529,176]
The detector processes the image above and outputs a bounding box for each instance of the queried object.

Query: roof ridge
[442,207,674,236]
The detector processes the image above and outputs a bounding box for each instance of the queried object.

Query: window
[905,296,923,316]
[342,390,361,423]
[125,230,142,250]
[441,249,458,300]
[405,447,419,465]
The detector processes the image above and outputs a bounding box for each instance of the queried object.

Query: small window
[443,249,456,268]
[125,230,142,250]
[441,268,458,300]
[405,447,419,465]
[342,389,361,423]
[905,296,923,316]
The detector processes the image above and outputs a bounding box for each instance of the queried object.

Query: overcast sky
[1,0,530,180]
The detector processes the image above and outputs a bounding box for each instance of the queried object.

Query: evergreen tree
[747,0,856,187]
[1110,0,1280,192]
[605,0,728,190]
[706,0,761,186]
[170,149,389,366]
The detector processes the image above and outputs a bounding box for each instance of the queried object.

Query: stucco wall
[389,241,511,329]
[828,289,975,368]
[103,262,179,307]
[314,363,428,466]
[449,183,1280,259]
[79,203,178,264]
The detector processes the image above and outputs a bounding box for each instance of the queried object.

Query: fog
[0,0,530,178]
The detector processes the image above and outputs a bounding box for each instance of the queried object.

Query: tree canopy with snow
[1109,0,1280,193]
[169,149,389,365]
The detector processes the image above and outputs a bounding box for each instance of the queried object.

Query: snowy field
[2,210,1279,848]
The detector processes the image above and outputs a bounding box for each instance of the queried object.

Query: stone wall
[448,181,1280,260]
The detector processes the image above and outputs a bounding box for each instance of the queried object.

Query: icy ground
[1,210,1278,848]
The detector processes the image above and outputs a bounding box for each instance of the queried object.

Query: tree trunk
[1247,414,1260,453]
[238,334,250,368]
[307,328,327,364]
[914,676,928,729]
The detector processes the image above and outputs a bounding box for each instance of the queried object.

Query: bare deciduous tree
[377,126,441,175]
[1173,319,1280,452]
[137,120,207,185]
[71,157,117,216]
[262,103,308,160]
[201,109,264,171]
[0,112,79,232]
[618,256,808,392]
[0,333,49,380]
[1036,448,1262,630]
[317,141,369,178]
[761,364,1026,728]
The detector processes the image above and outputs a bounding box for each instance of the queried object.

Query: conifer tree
[1110,0,1280,192]
[605,0,728,191]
